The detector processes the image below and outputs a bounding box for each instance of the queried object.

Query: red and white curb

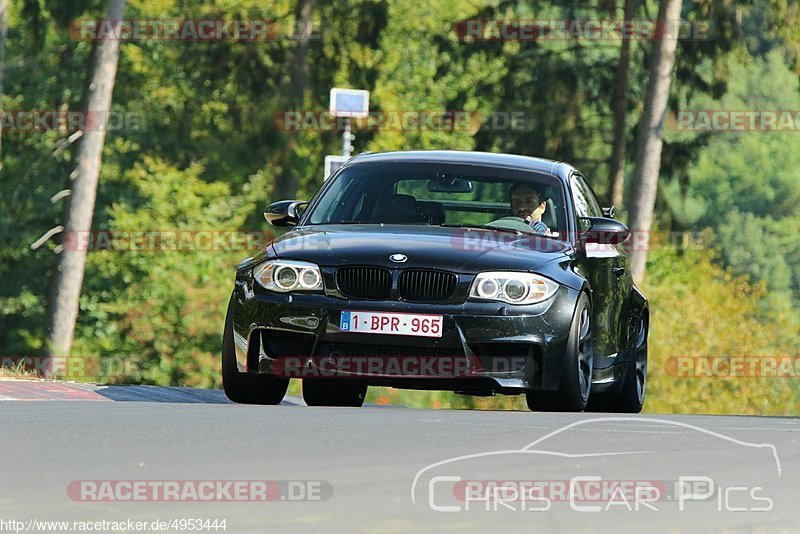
[0,379,110,401]
[0,379,305,405]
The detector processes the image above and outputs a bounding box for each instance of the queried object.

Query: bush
[641,248,799,415]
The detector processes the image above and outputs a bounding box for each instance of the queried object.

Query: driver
[509,183,551,235]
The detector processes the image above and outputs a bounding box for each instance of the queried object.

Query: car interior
[350,188,561,231]
[356,193,447,225]
[310,164,567,237]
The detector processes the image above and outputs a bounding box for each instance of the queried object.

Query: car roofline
[345,150,576,183]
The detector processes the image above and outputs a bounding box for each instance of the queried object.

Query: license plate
[340,311,443,338]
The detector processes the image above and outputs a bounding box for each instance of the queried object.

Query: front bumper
[231,269,585,393]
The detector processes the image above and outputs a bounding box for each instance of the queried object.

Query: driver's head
[510,183,547,222]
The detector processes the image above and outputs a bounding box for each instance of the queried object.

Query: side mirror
[264,200,308,227]
[580,217,630,244]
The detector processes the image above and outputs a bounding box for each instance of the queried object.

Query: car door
[569,172,627,362]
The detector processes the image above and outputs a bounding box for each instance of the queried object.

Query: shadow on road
[90,384,305,405]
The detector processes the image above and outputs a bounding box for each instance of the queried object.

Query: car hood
[270,224,572,273]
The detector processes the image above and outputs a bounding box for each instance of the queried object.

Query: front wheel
[222,296,289,405]
[303,379,367,407]
[527,292,593,412]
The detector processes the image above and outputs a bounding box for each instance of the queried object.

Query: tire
[222,295,289,405]
[302,379,367,407]
[527,292,593,412]
[588,311,648,413]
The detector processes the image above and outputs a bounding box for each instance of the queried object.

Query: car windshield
[306,161,568,238]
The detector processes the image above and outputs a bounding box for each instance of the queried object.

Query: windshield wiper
[437,223,560,239]
[437,223,526,236]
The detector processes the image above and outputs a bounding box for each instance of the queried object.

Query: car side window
[570,173,602,231]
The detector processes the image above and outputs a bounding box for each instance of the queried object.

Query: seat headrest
[371,194,420,223]
[417,201,446,225]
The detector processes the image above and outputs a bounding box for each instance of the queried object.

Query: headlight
[254,260,324,292]
[469,272,558,305]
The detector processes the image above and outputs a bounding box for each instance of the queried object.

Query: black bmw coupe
[223,151,649,412]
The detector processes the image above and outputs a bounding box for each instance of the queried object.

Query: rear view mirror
[427,176,473,193]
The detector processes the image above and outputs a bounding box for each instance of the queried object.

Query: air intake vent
[322,343,464,360]
[398,269,457,302]
[336,267,392,299]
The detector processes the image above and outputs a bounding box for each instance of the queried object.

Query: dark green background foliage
[1,0,799,412]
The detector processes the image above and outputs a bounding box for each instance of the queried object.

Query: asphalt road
[0,380,798,533]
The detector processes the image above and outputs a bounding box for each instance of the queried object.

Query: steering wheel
[483,216,535,233]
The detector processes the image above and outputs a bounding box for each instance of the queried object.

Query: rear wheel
[526,292,593,412]
[302,379,367,407]
[222,296,289,405]
[588,311,648,413]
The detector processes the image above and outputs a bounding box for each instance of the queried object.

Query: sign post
[329,88,369,157]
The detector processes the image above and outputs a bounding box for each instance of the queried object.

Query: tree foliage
[1,0,799,413]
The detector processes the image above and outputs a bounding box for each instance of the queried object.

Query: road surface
[0,380,797,533]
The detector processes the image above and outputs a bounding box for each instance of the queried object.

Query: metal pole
[342,117,352,156]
